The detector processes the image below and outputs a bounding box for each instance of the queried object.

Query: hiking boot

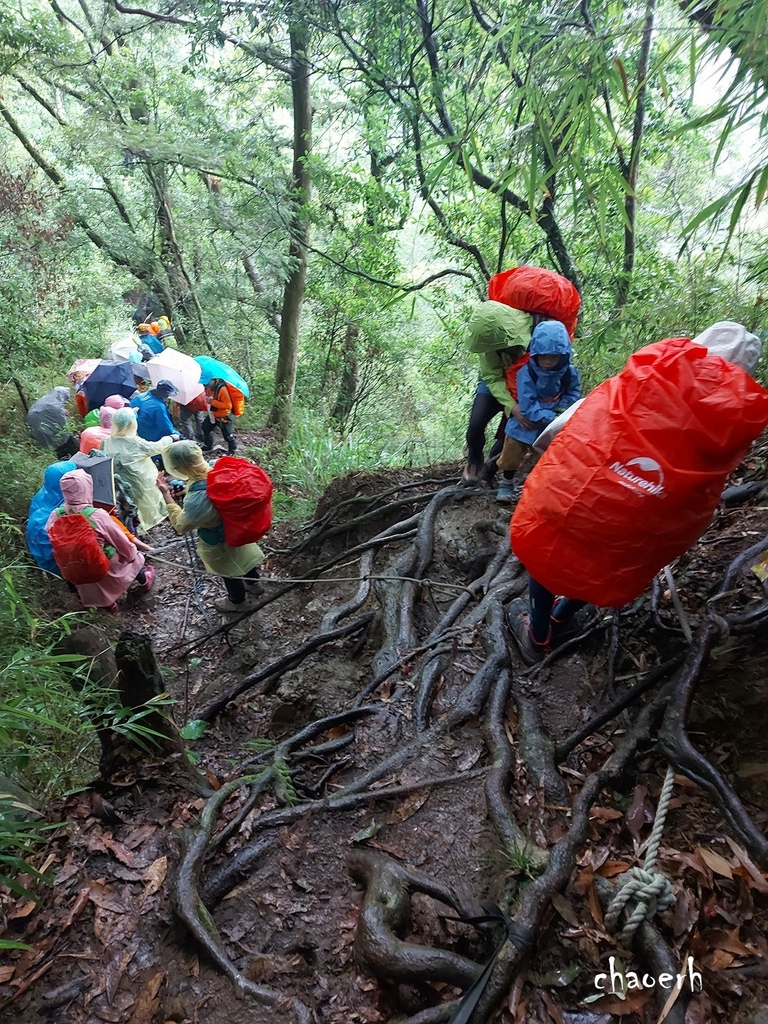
[459,463,482,487]
[245,578,265,596]
[550,604,597,645]
[214,593,256,614]
[505,597,549,665]
[480,460,498,489]
[496,481,521,505]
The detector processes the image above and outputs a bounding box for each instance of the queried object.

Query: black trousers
[466,390,508,472]
[224,566,261,604]
[202,417,237,453]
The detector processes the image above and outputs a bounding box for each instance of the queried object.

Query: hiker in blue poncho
[130,380,180,444]
[26,460,78,574]
[496,320,581,503]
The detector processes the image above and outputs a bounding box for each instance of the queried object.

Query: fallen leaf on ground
[696,846,733,879]
[550,893,580,927]
[127,971,164,1024]
[101,834,138,868]
[385,791,429,824]
[140,857,168,904]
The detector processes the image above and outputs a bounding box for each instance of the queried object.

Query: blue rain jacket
[130,392,176,442]
[26,460,78,574]
[505,320,581,445]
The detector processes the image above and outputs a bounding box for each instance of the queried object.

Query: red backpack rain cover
[48,509,110,584]
[504,351,531,401]
[207,457,273,547]
[488,266,581,339]
[510,338,768,607]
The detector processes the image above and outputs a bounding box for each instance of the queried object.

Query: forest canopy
[0,0,767,460]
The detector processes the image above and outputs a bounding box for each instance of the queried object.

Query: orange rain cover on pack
[510,338,768,607]
[488,266,581,339]
[207,456,273,547]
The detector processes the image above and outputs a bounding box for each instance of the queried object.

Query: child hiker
[496,320,580,503]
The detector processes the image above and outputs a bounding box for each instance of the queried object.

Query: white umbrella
[145,349,204,405]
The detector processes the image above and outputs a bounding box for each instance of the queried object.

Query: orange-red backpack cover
[510,338,768,606]
[207,457,273,547]
[488,266,581,339]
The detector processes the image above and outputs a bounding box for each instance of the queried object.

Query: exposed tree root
[466,681,675,1022]
[483,669,550,871]
[346,849,485,986]
[594,877,688,1024]
[512,689,569,806]
[198,613,374,720]
[658,619,768,867]
[297,476,459,537]
[171,776,311,1023]
[554,653,686,763]
[203,767,489,905]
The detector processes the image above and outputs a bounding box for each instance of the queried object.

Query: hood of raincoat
[26,460,79,573]
[104,394,130,410]
[99,406,115,430]
[466,301,532,354]
[59,469,94,510]
[529,320,571,364]
[111,408,138,438]
[43,460,79,495]
[691,321,762,375]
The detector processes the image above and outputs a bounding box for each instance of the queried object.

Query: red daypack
[510,338,768,606]
[488,266,581,339]
[48,507,112,584]
[503,351,531,401]
[207,457,273,547]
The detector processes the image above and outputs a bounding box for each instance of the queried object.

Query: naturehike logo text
[609,457,666,498]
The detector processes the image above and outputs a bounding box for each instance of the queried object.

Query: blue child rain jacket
[505,320,581,446]
[26,460,78,574]
[130,392,176,443]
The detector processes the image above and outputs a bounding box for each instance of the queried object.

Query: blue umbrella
[194,356,250,398]
[80,361,138,411]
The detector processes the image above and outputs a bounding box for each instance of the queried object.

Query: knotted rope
[604,765,676,944]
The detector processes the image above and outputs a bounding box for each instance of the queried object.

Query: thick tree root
[554,653,686,762]
[321,548,375,632]
[171,777,311,1022]
[465,681,675,1022]
[346,849,485,987]
[198,613,374,720]
[483,670,549,870]
[658,619,768,867]
[594,877,688,1024]
[512,689,569,806]
[203,767,489,905]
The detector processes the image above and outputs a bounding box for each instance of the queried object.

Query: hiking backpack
[206,457,273,547]
[488,266,581,339]
[227,384,246,417]
[503,351,531,401]
[48,507,114,585]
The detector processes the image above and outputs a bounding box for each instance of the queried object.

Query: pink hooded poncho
[79,406,115,454]
[45,469,145,607]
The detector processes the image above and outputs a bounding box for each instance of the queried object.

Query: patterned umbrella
[67,358,100,386]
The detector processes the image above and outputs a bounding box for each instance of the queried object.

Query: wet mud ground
[2,443,768,1024]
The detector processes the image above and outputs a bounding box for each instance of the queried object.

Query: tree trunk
[614,0,657,311]
[267,27,312,437]
[331,324,360,429]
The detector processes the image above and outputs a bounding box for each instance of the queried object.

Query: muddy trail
[3,441,768,1024]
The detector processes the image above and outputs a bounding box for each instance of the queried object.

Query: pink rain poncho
[45,469,145,607]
